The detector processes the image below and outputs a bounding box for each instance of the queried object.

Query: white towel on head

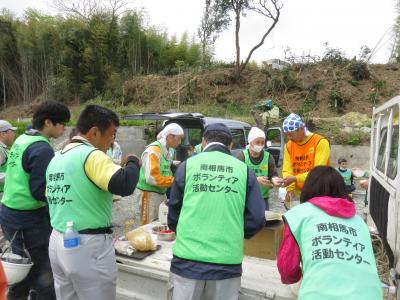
[247,127,265,144]
[158,123,184,140]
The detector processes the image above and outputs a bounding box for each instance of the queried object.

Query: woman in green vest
[277,166,382,300]
[135,123,184,224]
[236,127,281,210]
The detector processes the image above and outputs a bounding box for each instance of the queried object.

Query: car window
[376,105,399,179]
[376,127,387,173]
[231,129,246,149]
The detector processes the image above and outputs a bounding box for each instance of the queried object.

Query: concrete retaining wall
[330,145,370,171]
[52,126,147,157]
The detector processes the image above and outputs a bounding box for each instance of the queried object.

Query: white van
[368,95,400,298]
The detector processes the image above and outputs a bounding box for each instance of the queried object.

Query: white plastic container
[158,201,168,225]
[1,253,33,285]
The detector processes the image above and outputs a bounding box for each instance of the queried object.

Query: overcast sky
[2,0,397,63]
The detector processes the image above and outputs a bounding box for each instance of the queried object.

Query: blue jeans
[2,224,56,300]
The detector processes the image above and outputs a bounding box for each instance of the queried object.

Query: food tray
[116,245,161,260]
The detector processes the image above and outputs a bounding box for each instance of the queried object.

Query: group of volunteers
[0,102,140,300]
[0,101,383,300]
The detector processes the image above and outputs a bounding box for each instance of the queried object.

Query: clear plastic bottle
[63,221,80,248]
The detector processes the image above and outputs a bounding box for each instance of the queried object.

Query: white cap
[0,120,17,132]
[247,127,265,144]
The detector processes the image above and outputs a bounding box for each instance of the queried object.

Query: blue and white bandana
[282,113,305,133]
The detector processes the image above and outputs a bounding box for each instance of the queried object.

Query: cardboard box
[244,220,284,260]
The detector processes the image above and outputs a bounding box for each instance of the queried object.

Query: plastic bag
[114,240,134,256]
[126,228,156,252]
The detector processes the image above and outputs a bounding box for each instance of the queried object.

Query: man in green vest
[168,123,266,299]
[336,157,355,194]
[135,123,183,224]
[236,126,281,210]
[0,120,17,199]
[46,105,140,300]
[0,101,70,300]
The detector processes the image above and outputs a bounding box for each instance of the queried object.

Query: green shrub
[347,60,370,81]
[299,82,321,114]
[373,80,385,90]
[322,45,348,65]
[266,68,300,95]
[215,91,228,103]
[282,68,300,90]
[347,133,362,145]
[329,89,348,113]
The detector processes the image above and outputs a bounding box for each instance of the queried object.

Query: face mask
[251,144,264,153]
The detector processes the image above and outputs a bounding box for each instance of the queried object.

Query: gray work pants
[48,230,117,300]
[168,273,241,300]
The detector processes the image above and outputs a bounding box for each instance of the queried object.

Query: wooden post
[177,67,180,111]
[2,73,5,109]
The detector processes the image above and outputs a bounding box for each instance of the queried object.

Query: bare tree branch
[234,0,282,78]
[52,0,131,20]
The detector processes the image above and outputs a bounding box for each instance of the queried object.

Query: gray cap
[0,120,17,132]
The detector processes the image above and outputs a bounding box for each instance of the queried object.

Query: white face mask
[251,144,264,153]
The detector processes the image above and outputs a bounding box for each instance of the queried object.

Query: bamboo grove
[0,8,204,107]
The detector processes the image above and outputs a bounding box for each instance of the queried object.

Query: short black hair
[338,157,347,164]
[300,166,350,203]
[32,101,70,130]
[203,130,232,147]
[77,105,119,134]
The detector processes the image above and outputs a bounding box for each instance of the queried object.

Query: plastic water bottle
[63,221,80,248]
[158,201,169,225]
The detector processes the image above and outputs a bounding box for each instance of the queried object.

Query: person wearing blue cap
[281,113,330,209]
[167,123,265,300]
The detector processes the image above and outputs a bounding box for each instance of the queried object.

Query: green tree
[197,0,230,64]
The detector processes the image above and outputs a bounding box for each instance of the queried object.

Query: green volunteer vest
[336,168,352,186]
[173,151,248,264]
[46,143,113,232]
[284,202,382,300]
[2,134,49,210]
[137,141,172,194]
[242,149,270,199]
[0,145,8,193]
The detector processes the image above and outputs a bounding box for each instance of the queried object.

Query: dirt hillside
[1,62,399,121]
